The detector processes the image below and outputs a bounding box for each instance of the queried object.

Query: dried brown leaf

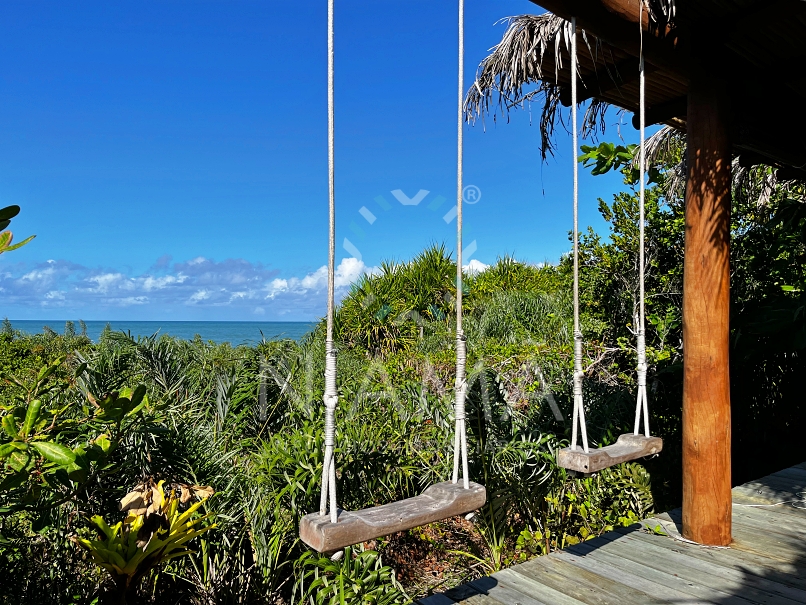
[119,484,148,511]
[191,485,214,500]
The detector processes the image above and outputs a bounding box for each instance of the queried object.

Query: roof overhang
[524,0,806,174]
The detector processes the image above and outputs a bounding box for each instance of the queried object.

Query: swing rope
[452,0,470,489]
[570,9,651,452]
[320,0,338,524]
[634,1,650,438]
[570,16,589,453]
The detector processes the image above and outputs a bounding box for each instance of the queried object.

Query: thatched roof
[464,0,806,176]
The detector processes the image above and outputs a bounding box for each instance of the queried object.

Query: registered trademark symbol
[463,185,481,204]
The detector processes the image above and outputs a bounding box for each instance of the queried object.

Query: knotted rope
[569,16,589,453]
[320,0,339,524]
[451,0,470,489]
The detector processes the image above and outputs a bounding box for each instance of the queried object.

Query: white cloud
[142,274,186,291]
[464,259,489,275]
[265,258,375,299]
[0,255,375,319]
[21,267,57,283]
[87,273,130,293]
[189,289,211,303]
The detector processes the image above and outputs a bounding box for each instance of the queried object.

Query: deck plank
[637,520,806,591]
[466,574,554,605]
[729,510,806,544]
[565,541,749,603]
[513,555,668,605]
[551,549,704,603]
[732,504,806,535]
[421,462,806,604]
[492,567,590,605]
[609,529,806,603]
[572,532,764,603]
[652,510,806,564]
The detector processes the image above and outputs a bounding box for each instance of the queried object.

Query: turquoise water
[8,320,316,345]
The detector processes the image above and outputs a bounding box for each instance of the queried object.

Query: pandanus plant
[71,479,215,604]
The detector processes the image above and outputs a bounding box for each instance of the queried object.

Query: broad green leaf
[67,450,90,482]
[0,231,11,248]
[37,362,60,382]
[67,464,90,483]
[94,433,111,453]
[1,414,17,439]
[0,205,20,221]
[91,515,117,541]
[21,399,42,437]
[2,235,35,252]
[0,442,16,458]
[31,441,75,466]
[8,450,30,472]
[130,384,146,407]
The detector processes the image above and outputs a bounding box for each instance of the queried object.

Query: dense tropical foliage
[1,144,805,603]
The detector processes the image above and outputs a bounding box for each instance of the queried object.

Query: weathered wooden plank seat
[299,481,486,552]
[557,433,663,474]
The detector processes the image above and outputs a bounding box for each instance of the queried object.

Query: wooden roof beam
[631,95,687,129]
[559,57,656,106]
[527,0,687,80]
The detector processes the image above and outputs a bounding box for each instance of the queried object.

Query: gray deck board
[470,574,556,605]
[416,461,806,604]
[607,531,806,603]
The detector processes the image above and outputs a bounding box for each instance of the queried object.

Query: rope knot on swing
[636,330,647,387]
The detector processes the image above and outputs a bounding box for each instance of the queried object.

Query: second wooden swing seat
[557,434,663,474]
[300,481,486,552]
[556,15,663,477]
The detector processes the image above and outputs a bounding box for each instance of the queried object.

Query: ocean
[8,320,317,345]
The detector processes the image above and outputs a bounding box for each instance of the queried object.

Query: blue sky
[0,0,642,321]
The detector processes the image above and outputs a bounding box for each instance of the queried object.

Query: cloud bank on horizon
[0,255,375,321]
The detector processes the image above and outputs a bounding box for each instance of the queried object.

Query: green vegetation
[1,146,804,603]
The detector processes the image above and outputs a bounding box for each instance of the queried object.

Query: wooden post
[682,51,732,546]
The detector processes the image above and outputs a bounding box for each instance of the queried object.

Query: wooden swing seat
[299,481,486,553]
[557,433,663,474]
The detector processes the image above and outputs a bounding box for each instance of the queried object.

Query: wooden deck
[418,462,806,605]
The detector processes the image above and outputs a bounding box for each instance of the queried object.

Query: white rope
[451,0,470,489]
[320,0,338,524]
[633,1,650,438]
[570,16,589,454]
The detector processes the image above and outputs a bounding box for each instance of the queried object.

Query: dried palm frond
[464,13,609,158]
[464,1,680,159]
[632,126,686,201]
[642,126,684,167]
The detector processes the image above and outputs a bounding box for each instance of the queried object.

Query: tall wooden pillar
[681,53,733,546]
